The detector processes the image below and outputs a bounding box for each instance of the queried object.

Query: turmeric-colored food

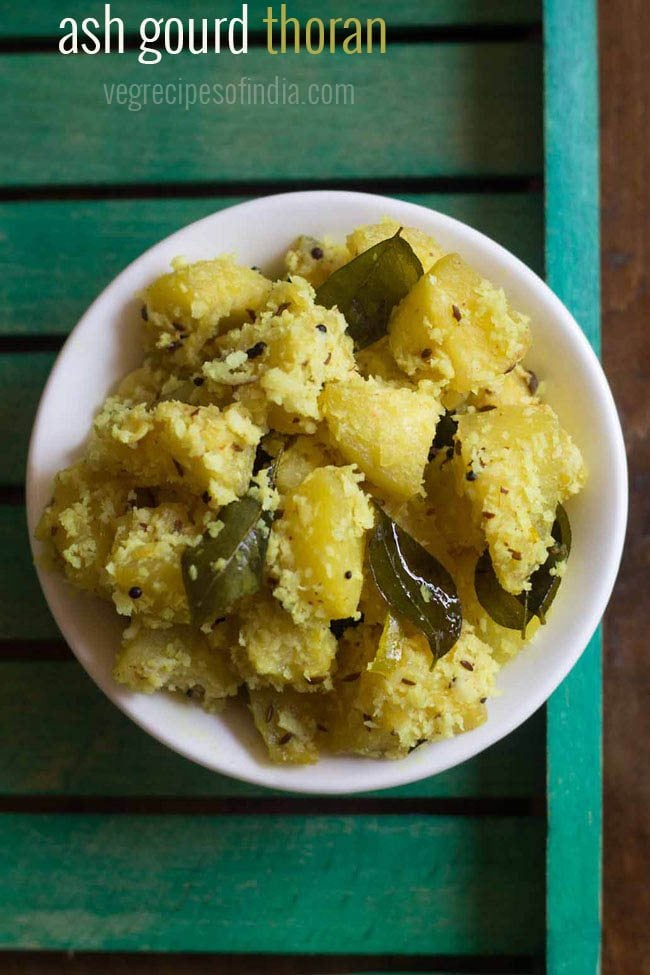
[37,218,586,763]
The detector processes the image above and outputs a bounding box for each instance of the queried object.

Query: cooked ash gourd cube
[453,403,586,594]
[267,465,374,625]
[87,399,262,507]
[114,363,172,406]
[248,686,329,764]
[389,253,531,395]
[143,256,272,367]
[330,617,498,756]
[205,276,356,433]
[400,453,486,557]
[107,503,201,624]
[355,335,415,385]
[321,374,442,500]
[36,460,133,595]
[284,235,350,288]
[274,436,338,496]
[113,618,240,709]
[452,548,540,664]
[346,218,446,272]
[233,592,337,691]
[470,363,539,410]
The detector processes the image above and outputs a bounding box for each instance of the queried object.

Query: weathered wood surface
[544,1,602,974]
[0,43,542,187]
[0,813,544,954]
[599,1,650,973]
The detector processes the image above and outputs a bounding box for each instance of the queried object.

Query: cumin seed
[526,369,539,394]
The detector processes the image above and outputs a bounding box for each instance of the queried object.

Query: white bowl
[26,190,628,794]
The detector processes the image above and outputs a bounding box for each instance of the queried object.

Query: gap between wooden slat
[0,795,544,816]
[0,640,70,660]
[0,22,542,57]
[0,175,542,204]
[0,484,27,504]
[0,951,537,974]
[0,335,65,353]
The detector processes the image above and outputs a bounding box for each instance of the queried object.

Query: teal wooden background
[545,2,602,973]
[0,0,602,971]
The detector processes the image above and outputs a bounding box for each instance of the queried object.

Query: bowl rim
[26,189,628,794]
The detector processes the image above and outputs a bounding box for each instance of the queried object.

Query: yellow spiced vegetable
[37,220,586,764]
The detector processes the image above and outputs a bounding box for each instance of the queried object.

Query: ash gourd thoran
[38,218,586,764]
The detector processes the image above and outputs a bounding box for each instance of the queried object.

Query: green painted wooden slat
[544,1,602,973]
[0,659,545,797]
[0,353,54,484]
[0,506,56,641]
[0,43,542,187]
[0,192,543,338]
[0,0,542,37]
[0,813,544,952]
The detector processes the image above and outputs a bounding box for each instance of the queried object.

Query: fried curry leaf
[369,507,462,660]
[182,495,272,627]
[182,453,283,626]
[474,504,572,631]
[315,233,423,349]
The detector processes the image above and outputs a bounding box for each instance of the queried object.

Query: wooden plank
[0,353,54,485]
[0,659,545,798]
[0,506,56,641]
[0,192,543,338]
[600,0,650,971]
[0,1,542,38]
[0,43,542,187]
[0,813,544,953]
[544,1,602,974]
